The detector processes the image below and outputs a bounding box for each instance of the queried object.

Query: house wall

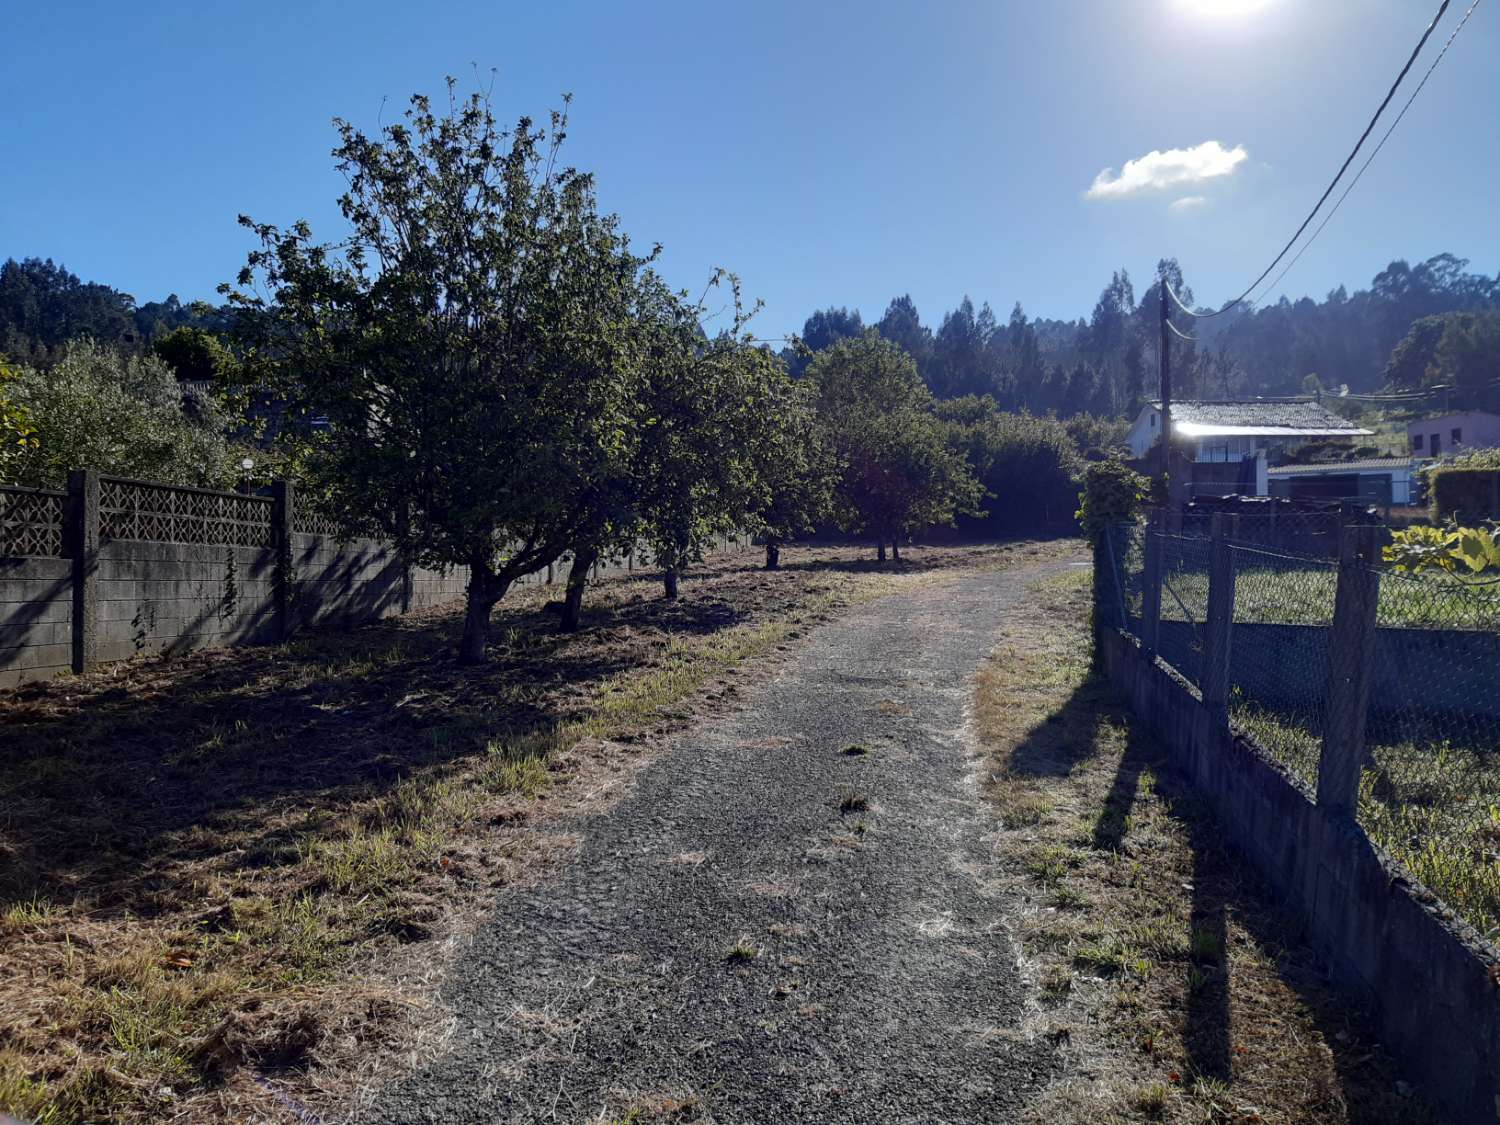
[1407,411,1500,457]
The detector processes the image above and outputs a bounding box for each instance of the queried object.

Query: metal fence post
[65,469,99,674]
[1141,512,1163,658]
[1317,524,1384,816]
[270,480,294,640]
[1202,513,1235,727]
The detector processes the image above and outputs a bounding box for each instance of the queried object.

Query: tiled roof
[1150,398,1364,431]
[1267,458,1413,476]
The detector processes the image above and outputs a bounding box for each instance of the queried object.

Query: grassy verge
[0,540,1068,1124]
[976,570,1434,1124]
[1228,706,1500,942]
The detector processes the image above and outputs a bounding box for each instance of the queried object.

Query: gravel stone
[359,560,1075,1123]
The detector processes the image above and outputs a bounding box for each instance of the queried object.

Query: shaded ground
[977,571,1437,1124]
[357,554,1080,1124]
[0,541,1067,1124]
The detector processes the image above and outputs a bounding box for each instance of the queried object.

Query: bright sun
[1178,0,1273,16]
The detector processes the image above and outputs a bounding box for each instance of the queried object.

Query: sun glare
[1177,0,1273,16]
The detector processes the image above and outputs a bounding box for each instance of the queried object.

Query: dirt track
[358,553,1083,1124]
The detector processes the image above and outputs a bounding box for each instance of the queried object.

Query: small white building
[1126,399,1372,461]
[1266,457,1415,506]
[1406,411,1500,458]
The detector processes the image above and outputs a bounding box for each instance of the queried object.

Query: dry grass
[0,539,1069,1124]
[976,569,1437,1125]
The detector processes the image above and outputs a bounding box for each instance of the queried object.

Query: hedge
[1429,467,1500,522]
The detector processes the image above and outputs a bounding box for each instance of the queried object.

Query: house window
[1452,427,1463,444]
[1431,434,1441,456]
[1411,433,1424,450]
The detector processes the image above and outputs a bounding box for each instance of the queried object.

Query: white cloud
[1170,195,1208,211]
[1085,141,1247,200]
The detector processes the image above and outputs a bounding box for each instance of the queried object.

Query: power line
[1248,0,1483,306]
[1168,0,1454,320]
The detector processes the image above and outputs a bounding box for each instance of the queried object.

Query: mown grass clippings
[0,541,1071,1124]
[977,569,1437,1125]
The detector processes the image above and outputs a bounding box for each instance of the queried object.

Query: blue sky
[1,1,1494,341]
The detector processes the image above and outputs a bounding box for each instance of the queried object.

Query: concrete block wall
[0,556,73,690]
[95,540,278,664]
[1100,627,1500,1124]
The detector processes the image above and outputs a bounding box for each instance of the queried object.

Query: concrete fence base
[1098,626,1500,1124]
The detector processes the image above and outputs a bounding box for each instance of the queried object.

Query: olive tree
[7,339,232,489]
[227,85,649,662]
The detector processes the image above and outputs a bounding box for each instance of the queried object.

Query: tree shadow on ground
[0,569,750,921]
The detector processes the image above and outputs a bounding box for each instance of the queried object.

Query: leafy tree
[227,85,651,663]
[0,360,38,484]
[746,376,841,569]
[632,279,790,597]
[7,339,233,489]
[809,334,981,558]
[152,325,239,382]
[783,306,864,377]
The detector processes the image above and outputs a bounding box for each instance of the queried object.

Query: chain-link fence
[1096,512,1500,940]
[1359,569,1500,938]
[1222,545,1339,789]
[1157,533,1210,691]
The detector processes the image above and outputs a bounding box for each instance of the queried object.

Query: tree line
[783,252,1500,416]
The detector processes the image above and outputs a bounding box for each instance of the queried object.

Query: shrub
[1075,456,1149,543]
[938,398,1082,533]
[1429,466,1500,522]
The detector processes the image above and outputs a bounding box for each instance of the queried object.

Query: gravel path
[362,557,1079,1124]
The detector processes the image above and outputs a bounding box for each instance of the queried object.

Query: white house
[1126,399,1372,461]
[1406,411,1500,459]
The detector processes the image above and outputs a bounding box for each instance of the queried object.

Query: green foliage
[631,275,791,581]
[743,367,841,550]
[1428,466,1500,522]
[228,83,776,656]
[1075,456,1149,543]
[0,360,38,484]
[151,326,238,383]
[809,334,982,546]
[1062,413,1128,460]
[7,339,234,489]
[937,397,1081,532]
[1385,521,1500,575]
[1385,310,1500,395]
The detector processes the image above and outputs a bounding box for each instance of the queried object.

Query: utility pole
[1158,272,1172,478]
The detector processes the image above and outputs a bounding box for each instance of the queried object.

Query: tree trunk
[876,541,886,562]
[891,539,901,561]
[663,567,679,600]
[458,561,510,664]
[459,576,494,665]
[765,541,780,570]
[560,548,596,633]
